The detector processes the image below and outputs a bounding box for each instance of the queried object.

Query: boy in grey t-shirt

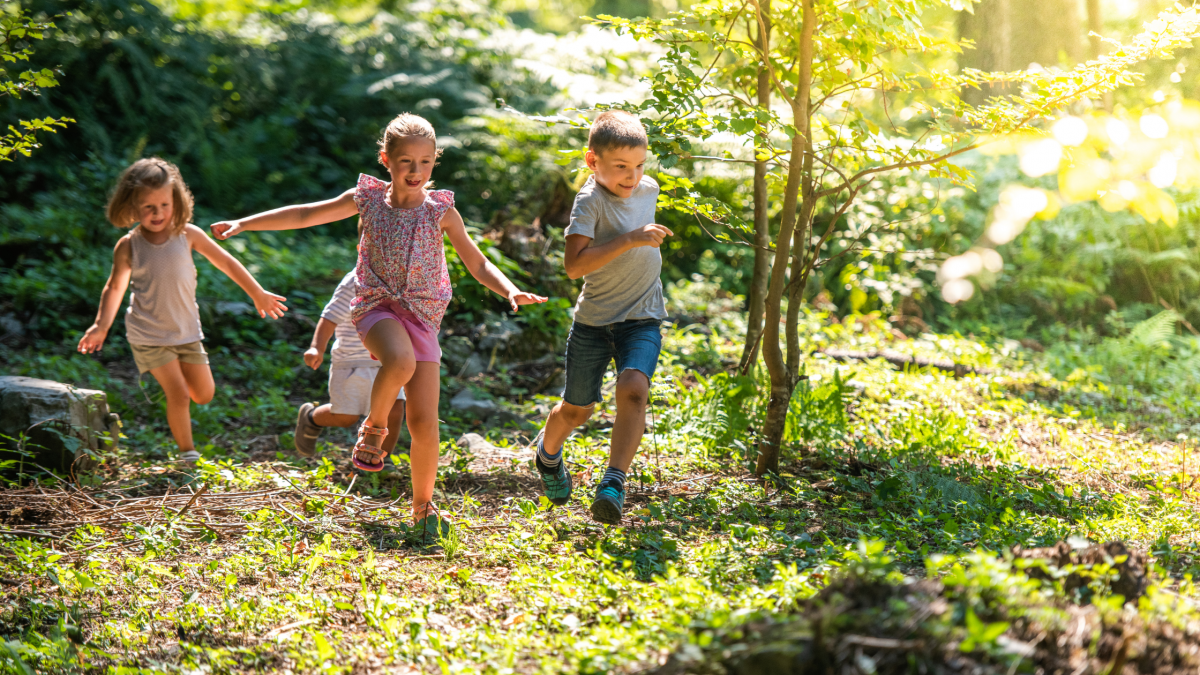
[530,110,674,525]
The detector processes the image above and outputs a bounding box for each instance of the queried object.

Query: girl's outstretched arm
[187,225,288,319]
[79,236,134,354]
[442,207,548,311]
[209,188,358,240]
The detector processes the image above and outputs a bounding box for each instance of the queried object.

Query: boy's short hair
[588,110,648,156]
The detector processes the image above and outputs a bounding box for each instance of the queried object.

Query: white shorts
[329,366,405,417]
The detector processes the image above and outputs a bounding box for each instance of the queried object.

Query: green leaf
[313,632,335,660]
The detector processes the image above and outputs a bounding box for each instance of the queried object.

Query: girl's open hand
[508,291,548,312]
[78,324,107,355]
[255,291,289,319]
[210,221,243,241]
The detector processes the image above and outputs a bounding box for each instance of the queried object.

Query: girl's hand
[507,291,548,312]
[210,221,243,241]
[254,291,289,319]
[78,324,108,355]
[303,347,324,370]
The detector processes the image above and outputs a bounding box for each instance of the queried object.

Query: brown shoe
[294,402,322,457]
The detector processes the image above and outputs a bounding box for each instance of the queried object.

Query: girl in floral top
[211,114,546,535]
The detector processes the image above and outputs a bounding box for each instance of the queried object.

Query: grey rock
[458,352,489,378]
[450,388,500,419]
[0,376,119,475]
[441,335,475,373]
[0,313,24,337]
[214,301,254,316]
[475,317,523,351]
[457,432,498,455]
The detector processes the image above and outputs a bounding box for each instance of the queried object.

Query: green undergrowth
[5,300,1200,673]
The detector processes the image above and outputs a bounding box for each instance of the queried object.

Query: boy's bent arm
[188,225,288,319]
[79,237,133,354]
[564,223,674,279]
[210,189,358,240]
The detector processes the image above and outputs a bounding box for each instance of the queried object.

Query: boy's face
[585,145,647,198]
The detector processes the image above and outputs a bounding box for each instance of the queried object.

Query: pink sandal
[352,424,388,472]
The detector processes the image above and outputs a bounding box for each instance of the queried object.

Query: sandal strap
[359,424,388,437]
[353,441,387,462]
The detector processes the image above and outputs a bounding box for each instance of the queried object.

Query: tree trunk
[756,0,814,477]
[958,0,1082,104]
[739,0,773,375]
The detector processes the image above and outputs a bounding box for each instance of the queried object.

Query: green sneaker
[531,431,572,506]
[590,482,626,525]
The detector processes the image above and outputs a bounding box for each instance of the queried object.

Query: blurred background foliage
[5,0,1200,452]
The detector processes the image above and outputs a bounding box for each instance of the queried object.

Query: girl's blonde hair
[378,113,441,165]
[106,157,194,234]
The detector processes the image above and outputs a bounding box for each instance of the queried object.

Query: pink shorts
[353,299,442,363]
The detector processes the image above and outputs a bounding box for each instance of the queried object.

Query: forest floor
[5,310,1200,674]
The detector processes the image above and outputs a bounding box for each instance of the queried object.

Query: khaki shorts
[130,341,209,374]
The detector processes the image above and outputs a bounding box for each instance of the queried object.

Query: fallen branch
[820,348,993,376]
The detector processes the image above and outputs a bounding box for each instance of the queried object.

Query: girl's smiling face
[381,136,437,202]
[137,184,175,233]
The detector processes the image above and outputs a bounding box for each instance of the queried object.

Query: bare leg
[404,362,440,520]
[311,404,361,428]
[607,369,650,472]
[383,400,406,454]
[180,361,215,405]
[148,360,206,453]
[360,320,416,458]
[541,400,594,455]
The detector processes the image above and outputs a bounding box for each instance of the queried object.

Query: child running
[210,113,546,536]
[531,111,673,525]
[78,157,288,463]
[294,268,406,458]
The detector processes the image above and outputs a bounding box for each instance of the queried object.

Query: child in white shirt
[293,270,405,457]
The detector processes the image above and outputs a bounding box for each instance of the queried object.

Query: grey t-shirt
[565,175,667,326]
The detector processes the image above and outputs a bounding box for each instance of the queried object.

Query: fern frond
[1126,309,1180,347]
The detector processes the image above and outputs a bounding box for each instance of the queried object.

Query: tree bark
[756,0,814,477]
[958,0,1082,104]
[739,0,773,375]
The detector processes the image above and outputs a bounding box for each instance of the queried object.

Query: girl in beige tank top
[77,158,289,463]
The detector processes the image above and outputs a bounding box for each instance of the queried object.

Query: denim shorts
[562,318,663,407]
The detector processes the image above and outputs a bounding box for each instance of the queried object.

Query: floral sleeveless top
[350,174,455,331]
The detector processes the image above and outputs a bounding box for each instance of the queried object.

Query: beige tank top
[124,229,204,346]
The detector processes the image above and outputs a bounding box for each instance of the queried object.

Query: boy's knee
[192,391,214,405]
[555,401,593,426]
[615,372,649,407]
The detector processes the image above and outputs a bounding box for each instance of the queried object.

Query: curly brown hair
[105,157,194,235]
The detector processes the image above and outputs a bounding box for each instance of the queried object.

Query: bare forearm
[92,284,125,330]
[311,318,336,351]
[216,258,267,301]
[566,235,632,279]
[471,260,521,299]
[236,205,321,232]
